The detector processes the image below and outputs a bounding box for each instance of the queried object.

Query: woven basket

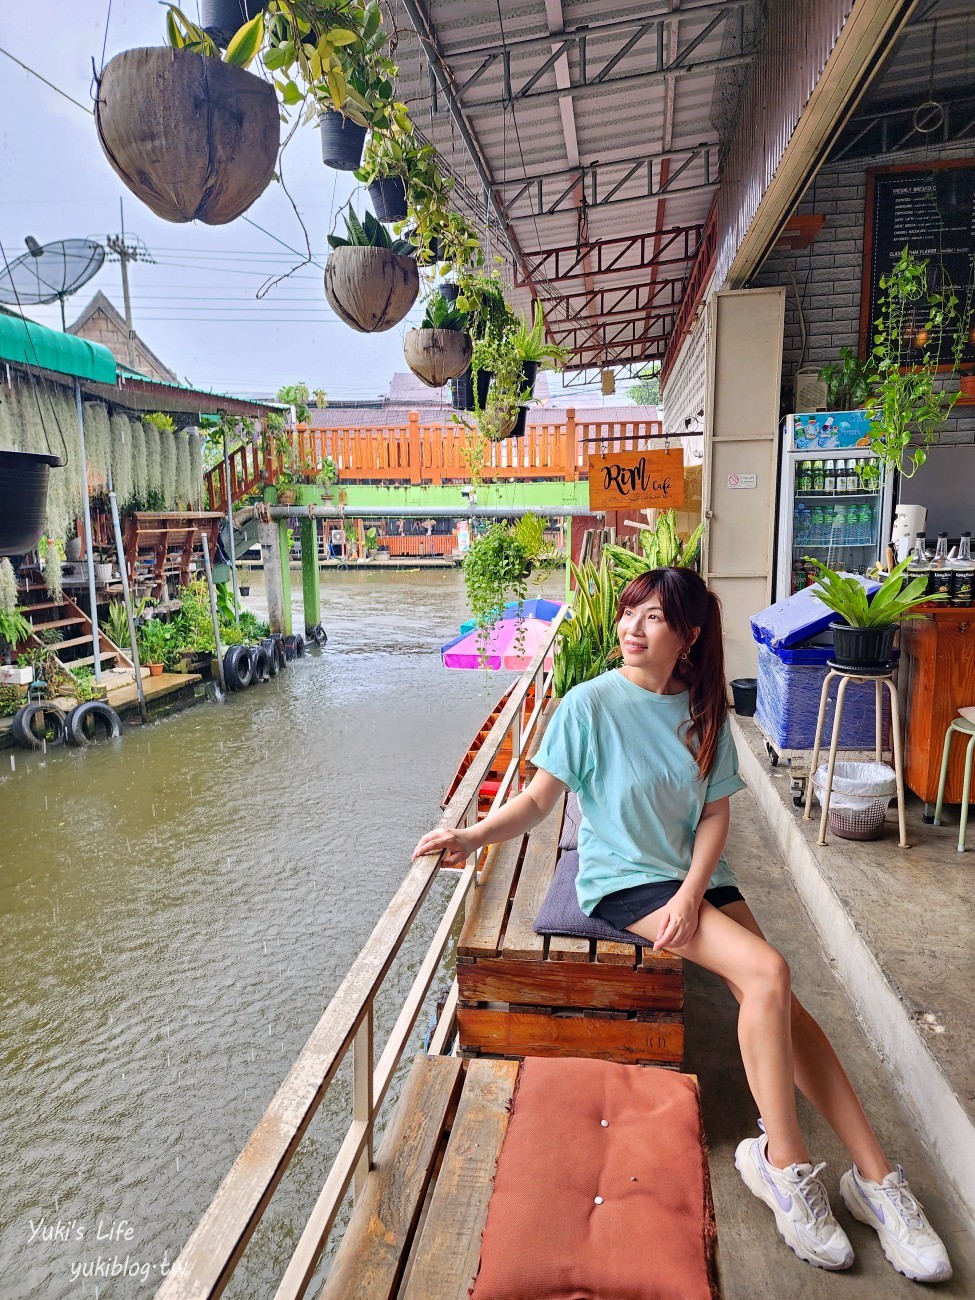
[827,799,890,841]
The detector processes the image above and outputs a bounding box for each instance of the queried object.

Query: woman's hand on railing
[411,825,476,869]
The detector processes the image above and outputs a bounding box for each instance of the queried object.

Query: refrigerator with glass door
[776,411,895,602]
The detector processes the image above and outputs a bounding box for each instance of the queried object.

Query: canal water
[1,568,562,1298]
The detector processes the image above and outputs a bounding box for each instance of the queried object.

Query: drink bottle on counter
[928,532,953,598]
[906,532,930,590]
[950,532,974,607]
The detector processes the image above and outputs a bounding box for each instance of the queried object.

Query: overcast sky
[0,3,625,406]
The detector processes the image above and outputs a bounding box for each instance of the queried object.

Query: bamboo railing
[155,611,566,1300]
[205,411,664,511]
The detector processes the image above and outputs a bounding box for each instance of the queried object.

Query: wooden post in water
[300,514,320,636]
[258,518,291,636]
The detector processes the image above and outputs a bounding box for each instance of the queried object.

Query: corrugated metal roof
[0,309,117,384]
[391,0,762,369]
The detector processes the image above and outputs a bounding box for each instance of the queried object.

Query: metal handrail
[155,610,566,1300]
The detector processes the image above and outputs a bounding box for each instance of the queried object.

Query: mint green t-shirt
[531,670,746,915]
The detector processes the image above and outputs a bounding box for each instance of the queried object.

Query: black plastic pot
[368,177,408,223]
[518,360,539,399]
[452,366,474,411]
[475,368,493,408]
[200,0,267,46]
[829,622,897,673]
[507,407,529,439]
[0,450,63,557]
[730,677,758,716]
[319,110,367,171]
[439,282,460,304]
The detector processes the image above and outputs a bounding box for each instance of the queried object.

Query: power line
[0,44,94,115]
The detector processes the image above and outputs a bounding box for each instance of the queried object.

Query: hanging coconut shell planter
[404,329,472,387]
[324,248,419,333]
[95,47,279,225]
[0,451,64,557]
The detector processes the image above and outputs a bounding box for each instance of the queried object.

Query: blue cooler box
[755,642,890,751]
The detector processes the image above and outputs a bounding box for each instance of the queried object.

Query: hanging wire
[100,0,113,73]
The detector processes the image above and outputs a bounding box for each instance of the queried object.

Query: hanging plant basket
[404,329,472,387]
[439,282,460,304]
[452,366,475,411]
[506,407,529,439]
[319,110,368,171]
[200,0,267,46]
[519,361,539,398]
[476,368,493,408]
[95,47,279,225]
[0,450,63,557]
[367,177,408,223]
[324,247,419,333]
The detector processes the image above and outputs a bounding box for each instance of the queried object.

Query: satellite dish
[0,237,106,329]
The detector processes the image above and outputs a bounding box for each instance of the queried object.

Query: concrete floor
[692,751,975,1295]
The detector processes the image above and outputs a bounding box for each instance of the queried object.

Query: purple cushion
[532,850,653,947]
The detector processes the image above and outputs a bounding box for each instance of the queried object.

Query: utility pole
[105,200,153,371]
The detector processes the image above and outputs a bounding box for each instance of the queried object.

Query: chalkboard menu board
[861,161,975,366]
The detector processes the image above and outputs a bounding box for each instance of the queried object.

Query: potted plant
[96,9,277,225]
[200,0,266,46]
[276,383,310,424]
[0,450,64,558]
[274,470,300,506]
[803,555,946,672]
[138,618,169,676]
[817,346,873,412]
[0,607,33,666]
[462,522,531,659]
[865,246,974,478]
[553,555,618,697]
[325,208,418,332]
[404,292,472,387]
[355,129,413,222]
[318,455,338,497]
[511,301,569,391]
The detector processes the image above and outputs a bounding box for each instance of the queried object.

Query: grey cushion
[558,791,582,850]
[532,850,653,948]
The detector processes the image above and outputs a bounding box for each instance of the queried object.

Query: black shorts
[592,880,745,931]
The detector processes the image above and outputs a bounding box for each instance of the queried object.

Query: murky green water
[0,568,562,1298]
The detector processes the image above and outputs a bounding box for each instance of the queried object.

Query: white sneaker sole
[839,1180,952,1284]
[735,1142,854,1272]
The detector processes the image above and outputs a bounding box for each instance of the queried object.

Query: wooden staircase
[17,576,132,673]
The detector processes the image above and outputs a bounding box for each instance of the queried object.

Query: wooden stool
[803,665,908,848]
[933,713,975,853]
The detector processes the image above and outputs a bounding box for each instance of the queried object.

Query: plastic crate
[754,642,890,751]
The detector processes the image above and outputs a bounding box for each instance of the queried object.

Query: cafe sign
[588,448,684,511]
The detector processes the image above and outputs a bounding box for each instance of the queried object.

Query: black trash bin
[730,677,758,716]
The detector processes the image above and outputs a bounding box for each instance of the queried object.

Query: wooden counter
[899,607,975,809]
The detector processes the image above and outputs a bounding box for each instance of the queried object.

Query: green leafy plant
[164,5,265,65]
[70,665,107,704]
[552,555,618,696]
[865,246,973,478]
[101,601,132,651]
[803,555,943,627]
[603,510,705,582]
[462,523,530,660]
[626,364,660,406]
[510,303,568,369]
[818,346,873,411]
[137,618,170,666]
[327,207,414,254]
[276,383,311,423]
[142,411,176,434]
[0,607,33,662]
[420,292,468,331]
[354,125,415,185]
[400,145,483,273]
[0,683,24,717]
[318,455,338,490]
[16,646,72,698]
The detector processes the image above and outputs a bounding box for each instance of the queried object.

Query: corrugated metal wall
[713,0,855,289]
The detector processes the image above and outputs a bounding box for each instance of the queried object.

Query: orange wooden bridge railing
[205,410,664,511]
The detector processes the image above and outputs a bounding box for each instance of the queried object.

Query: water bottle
[832,505,846,549]
[811,505,824,546]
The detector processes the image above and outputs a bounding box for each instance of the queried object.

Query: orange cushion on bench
[472,1057,717,1300]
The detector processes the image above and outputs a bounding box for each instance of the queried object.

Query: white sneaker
[735,1123,854,1270]
[840,1163,952,1283]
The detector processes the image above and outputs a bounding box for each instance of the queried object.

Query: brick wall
[752,140,975,446]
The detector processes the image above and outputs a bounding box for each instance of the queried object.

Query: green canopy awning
[0,311,117,384]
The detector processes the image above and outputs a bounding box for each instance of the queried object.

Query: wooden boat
[441,679,537,816]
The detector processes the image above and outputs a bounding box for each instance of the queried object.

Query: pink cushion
[472,1057,718,1300]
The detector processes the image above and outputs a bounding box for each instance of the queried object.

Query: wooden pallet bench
[456,796,685,1066]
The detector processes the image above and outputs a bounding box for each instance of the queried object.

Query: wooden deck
[457,782,685,1066]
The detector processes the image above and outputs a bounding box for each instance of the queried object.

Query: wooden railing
[205,411,664,511]
[156,610,566,1300]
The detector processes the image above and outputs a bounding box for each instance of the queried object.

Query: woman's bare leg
[625,901,808,1168]
[719,900,891,1183]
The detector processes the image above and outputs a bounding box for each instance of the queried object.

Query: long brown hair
[615,567,728,778]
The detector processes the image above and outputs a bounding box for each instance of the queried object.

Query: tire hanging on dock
[251,644,271,683]
[224,644,255,690]
[66,702,122,746]
[260,637,280,677]
[11,703,68,749]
